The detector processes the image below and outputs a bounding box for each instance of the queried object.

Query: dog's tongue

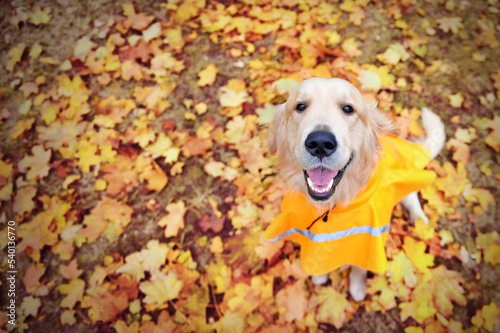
[307,167,338,185]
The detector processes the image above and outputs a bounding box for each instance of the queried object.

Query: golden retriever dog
[265,77,445,301]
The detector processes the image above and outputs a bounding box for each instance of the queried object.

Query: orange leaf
[82,288,129,323]
[158,201,186,238]
[139,160,168,192]
[60,259,84,280]
[18,145,51,181]
[22,263,50,296]
[181,135,212,157]
[445,138,470,165]
[13,185,37,216]
[276,281,307,323]
[197,63,219,87]
[37,120,87,150]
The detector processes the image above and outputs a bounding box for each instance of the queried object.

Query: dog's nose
[305,131,337,157]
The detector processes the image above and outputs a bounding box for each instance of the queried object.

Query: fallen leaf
[60,259,84,280]
[446,138,470,165]
[18,145,52,181]
[471,302,500,332]
[475,231,500,265]
[436,17,464,34]
[313,287,354,329]
[197,63,219,87]
[20,296,41,317]
[140,271,183,307]
[388,251,417,288]
[448,92,463,108]
[13,185,37,216]
[30,5,51,25]
[60,310,77,326]
[6,42,26,71]
[198,213,225,233]
[158,201,187,238]
[402,236,434,273]
[59,278,85,309]
[276,281,307,323]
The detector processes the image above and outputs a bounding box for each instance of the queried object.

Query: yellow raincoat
[264,136,436,276]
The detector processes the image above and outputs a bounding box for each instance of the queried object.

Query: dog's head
[268,78,395,208]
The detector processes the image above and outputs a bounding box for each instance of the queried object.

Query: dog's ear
[268,103,286,155]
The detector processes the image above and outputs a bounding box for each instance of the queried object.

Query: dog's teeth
[307,177,314,188]
[327,178,334,189]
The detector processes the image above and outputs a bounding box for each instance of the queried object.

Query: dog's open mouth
[303,155,353,201]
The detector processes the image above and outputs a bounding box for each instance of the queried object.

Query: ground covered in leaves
[1,0,500,332]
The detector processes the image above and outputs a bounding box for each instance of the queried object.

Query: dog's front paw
[349,278,367,302]
[311,273,329,286]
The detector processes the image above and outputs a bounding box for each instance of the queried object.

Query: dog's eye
[296,103,307,112]
[342,105,354,114]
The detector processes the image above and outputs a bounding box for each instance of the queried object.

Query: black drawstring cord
[306,208,331,230]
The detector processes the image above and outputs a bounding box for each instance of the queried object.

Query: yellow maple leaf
[197,63,219,87]
[430,265,466,316]
[448,92,464,108]
[157,201,186,238]
[376,43,410,65]
[219,87,248,108]
[472,302,500,332]
[475,231,500,265]
[462,184,494,209]
[230,199,259,229]
[411,219,436,241]
[313,287,354,329]
[116,253,144,282]
[455,127,477,143]
[30,6,51,25]
[77,139,101,173]
[11,118,35,139]
[140,271,183,307]
[341,37,363,57]
[213,311,246,333]
[6,42,26,72]
[59,278,85,309]
[29,43,43,59]
[209,236,224,254]
[359,65,395,92]
[484,115,500,153]
[403,236,434,273]
[387,251,417,288]
[206,259,232,293]
[435,162,468,198]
